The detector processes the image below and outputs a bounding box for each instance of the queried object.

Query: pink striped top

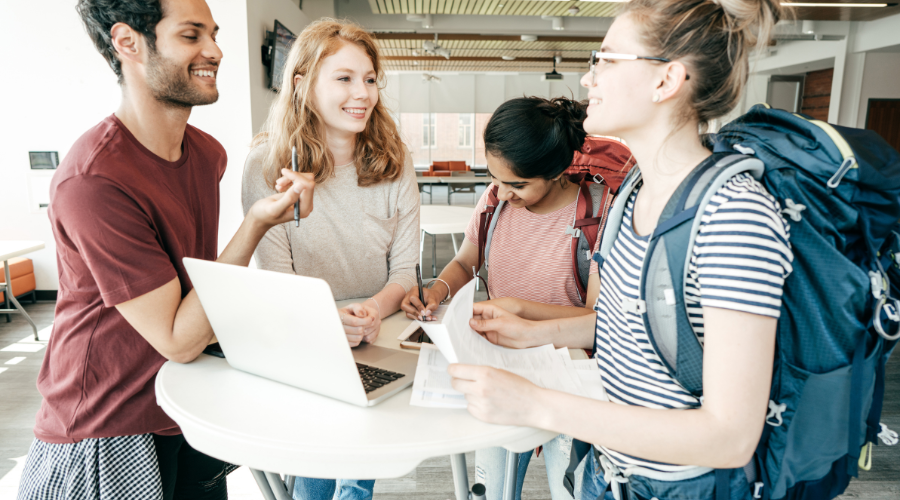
[465,188,601,308]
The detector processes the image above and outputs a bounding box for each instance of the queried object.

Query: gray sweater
[241,144,420,301]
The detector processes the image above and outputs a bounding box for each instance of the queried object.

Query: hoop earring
[652,93,661,103]
[558,176,567,189]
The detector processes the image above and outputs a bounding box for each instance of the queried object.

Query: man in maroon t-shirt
[18,1,316,499]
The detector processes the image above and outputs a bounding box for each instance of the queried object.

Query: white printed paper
[411,280,608,405]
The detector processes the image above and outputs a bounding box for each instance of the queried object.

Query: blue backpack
[592,104,900,500]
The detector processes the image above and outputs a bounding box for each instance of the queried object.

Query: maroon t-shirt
[34,114,226,443]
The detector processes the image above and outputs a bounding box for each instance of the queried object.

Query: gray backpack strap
[596,167,643,266]
[483,199,505,272]
[640,154,764,396]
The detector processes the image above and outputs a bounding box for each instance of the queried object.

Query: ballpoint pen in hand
[292,145,300,227]
[416,263,430,321]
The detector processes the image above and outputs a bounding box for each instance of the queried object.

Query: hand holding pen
[400,264,443,321]
[272,149,315,224]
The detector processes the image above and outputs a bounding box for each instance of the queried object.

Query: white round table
[420,205,476,277]
[155,307,557,500]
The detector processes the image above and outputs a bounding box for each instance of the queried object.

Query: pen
[416,263,426,318]
[292,145,300,227]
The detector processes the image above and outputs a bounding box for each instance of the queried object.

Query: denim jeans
[475,434,575,500]
[580,450,752,500]
[291,477,375,500]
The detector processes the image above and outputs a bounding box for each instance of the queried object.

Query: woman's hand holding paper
[470,303,542,349]
[448,363,544,426]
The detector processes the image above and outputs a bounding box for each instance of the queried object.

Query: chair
[1,257,37,322]
[421,161,452,177]
[444,161,477,205]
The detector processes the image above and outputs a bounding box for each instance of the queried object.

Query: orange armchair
[1,257,37,322]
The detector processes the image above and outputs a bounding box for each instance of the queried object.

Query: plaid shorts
[17,434,163,500]
[16,434,240,500]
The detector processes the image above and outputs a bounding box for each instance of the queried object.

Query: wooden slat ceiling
[375,34,598,72]
[367,0,622,18]
[367,0,900,21]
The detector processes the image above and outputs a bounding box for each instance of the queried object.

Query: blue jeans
[580,450,752,500]
[292,478,375,500]
[475,434,575,500]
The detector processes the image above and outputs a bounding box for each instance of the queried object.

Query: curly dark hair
[76,0,164,84]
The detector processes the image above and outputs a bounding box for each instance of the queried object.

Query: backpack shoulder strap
[595,166,643,269]
[479,185,504,272]
[640,154,765,396]
[571,180,613,301]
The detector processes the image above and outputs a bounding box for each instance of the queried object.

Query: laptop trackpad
[352,343,413,368]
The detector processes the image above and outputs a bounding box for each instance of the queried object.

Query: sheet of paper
[410,344,467,409]
[397,305,449,340]
[413,280,609,402]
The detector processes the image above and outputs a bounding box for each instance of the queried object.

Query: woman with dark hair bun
[450,1,794,499]
[401,96,633,500]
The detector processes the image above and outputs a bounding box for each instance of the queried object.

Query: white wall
[855,51,900,129]
[0,1,122,290]
[189,0,254,255]
[0,0,275,290]
[247,0,311,135]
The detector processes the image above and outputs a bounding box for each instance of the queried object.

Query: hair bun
[547,97,588,151]
[715,0,784,48]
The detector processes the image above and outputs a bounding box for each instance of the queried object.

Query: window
[458,114,472,147]
[422,114,436,148]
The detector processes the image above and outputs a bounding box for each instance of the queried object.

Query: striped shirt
[465,188,601,308]
[593,171,793,475]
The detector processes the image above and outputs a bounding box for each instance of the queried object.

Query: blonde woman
[241,19,418,500]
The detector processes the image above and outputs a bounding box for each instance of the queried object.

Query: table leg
[451,233,459,254]
[1,260,38,340]
[250,469,279,500]
[450,453,470,500]
[503,450,519,500]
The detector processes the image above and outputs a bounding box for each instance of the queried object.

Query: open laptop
[183,258,417,407]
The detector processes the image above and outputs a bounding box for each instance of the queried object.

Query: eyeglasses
[588,50,690,85]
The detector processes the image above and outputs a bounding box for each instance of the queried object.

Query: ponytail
[484,96,588,180]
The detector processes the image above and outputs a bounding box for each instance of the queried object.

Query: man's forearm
[168,215,271,361]
[216,215,270,267]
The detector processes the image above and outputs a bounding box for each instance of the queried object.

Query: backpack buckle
[565,225,582,238]
[621,299,646,315]
[592,173,605,185]
[766,400,786,427]
[752,482,764,499]
[780,199,806,222]
[879,423,899,446]
[869,270,885,300]
[874,296,900,341]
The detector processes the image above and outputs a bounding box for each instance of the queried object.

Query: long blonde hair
[253,19,406,188]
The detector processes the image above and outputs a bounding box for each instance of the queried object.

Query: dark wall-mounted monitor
[29,151,59,169]
[262,20,297,92]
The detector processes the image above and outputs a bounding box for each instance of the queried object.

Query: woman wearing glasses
[449,1,792,499]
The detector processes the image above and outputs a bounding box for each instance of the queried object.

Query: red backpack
[476,137,634,302]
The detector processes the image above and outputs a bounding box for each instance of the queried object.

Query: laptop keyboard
[356,363,405,394]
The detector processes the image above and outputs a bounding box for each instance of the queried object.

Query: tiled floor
[1,188,898,499]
